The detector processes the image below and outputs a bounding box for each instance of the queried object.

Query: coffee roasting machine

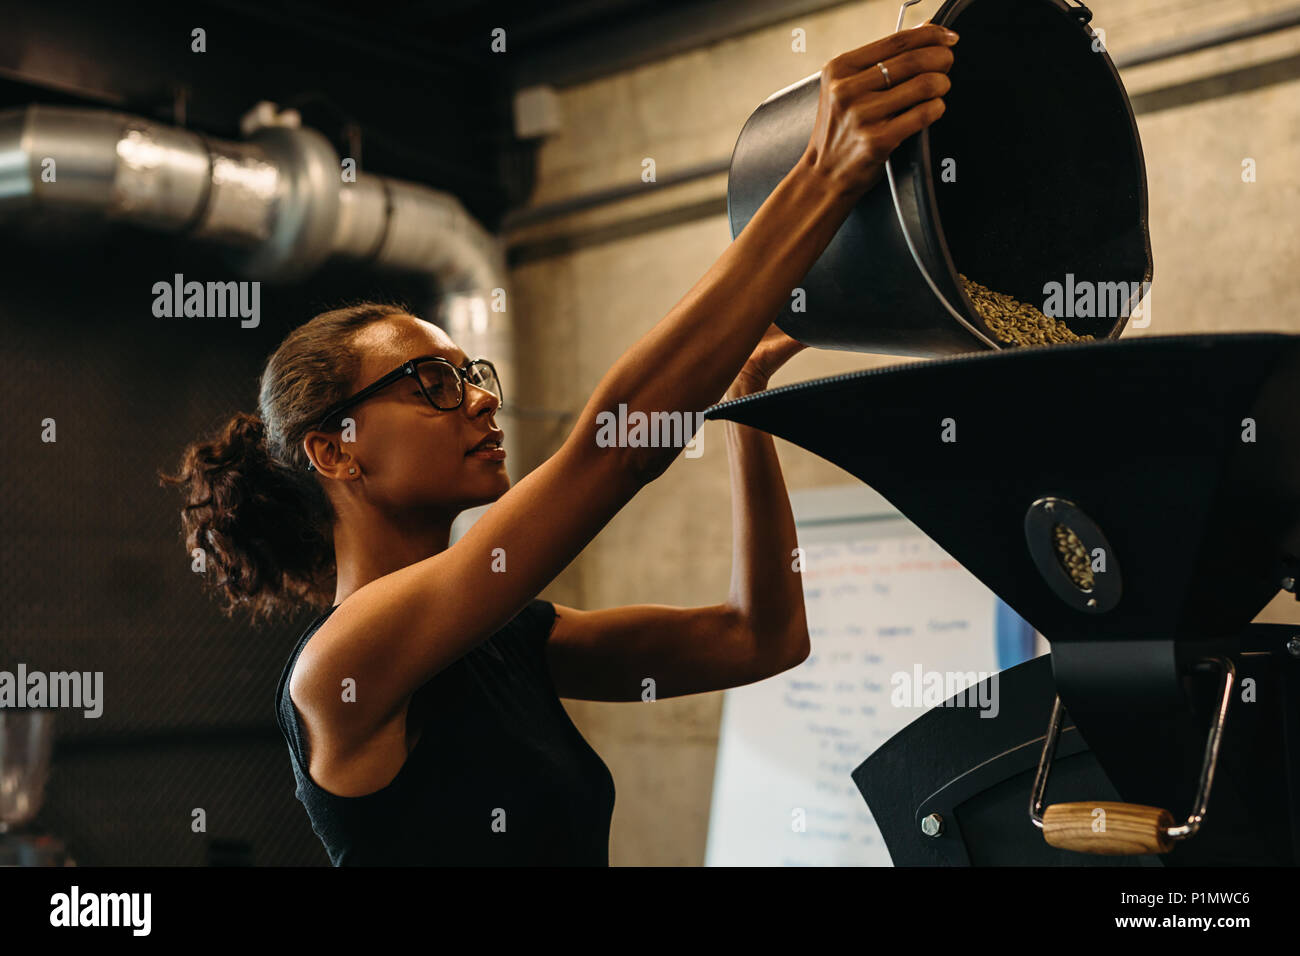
[706,0,1300,865]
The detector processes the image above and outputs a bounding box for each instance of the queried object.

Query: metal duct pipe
[0,102,520,484]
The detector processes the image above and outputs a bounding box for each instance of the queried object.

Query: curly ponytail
[160,301,409,623]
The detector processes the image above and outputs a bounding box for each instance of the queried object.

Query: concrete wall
[502,0,1300,865]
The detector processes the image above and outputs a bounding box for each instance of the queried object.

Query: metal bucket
[726,0,1152,357]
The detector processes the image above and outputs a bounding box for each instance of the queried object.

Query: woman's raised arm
[293,22,957,738]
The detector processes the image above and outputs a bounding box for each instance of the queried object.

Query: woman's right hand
[802,23,958,197]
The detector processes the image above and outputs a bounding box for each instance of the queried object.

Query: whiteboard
[705,484,1048,866]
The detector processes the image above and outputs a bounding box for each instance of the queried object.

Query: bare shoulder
[289,600,402,733]
[287,614,417,797]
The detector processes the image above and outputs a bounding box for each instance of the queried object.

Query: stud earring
[348,467,357,475]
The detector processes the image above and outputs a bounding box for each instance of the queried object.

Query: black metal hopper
[704,332,1300,863]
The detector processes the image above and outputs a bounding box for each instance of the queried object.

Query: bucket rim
[888,0,1154,350]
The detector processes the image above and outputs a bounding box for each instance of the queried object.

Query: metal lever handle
[1029,657,1235,854]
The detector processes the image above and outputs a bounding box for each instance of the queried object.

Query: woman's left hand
[734,322,808,392]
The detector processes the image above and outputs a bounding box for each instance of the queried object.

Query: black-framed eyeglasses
[305,355,502,471]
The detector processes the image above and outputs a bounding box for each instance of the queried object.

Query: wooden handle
[1041,801,1175,854]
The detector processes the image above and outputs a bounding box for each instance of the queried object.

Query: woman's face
[317,314,509,518]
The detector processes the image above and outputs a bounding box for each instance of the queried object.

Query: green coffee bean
[1052,522,1094,591]
[958,273,1093,347]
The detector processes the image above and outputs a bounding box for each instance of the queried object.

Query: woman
[161,23,956,865]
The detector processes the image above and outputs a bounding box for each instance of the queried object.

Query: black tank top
[274,598,616,865]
